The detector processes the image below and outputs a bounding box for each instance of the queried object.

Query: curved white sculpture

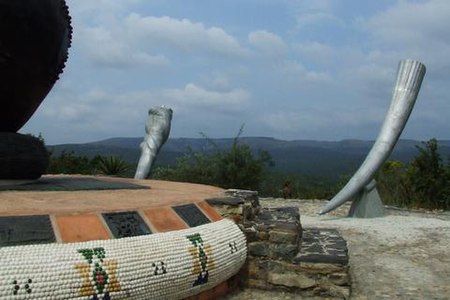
[320,59,426,215]
[135,106,173,179]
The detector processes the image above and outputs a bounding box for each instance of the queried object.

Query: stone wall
[207,190,350,299]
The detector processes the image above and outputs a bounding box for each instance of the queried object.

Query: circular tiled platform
[0,175,224,216]
[0,175,246,300]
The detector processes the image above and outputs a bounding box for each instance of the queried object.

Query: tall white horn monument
[320,59,426,217]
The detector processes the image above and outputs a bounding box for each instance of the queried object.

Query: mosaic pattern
[76,247,121,299]
[0,215,55,246]
[0,219,246,299]
[186,233,214,286]
[173,204,211,227]
[103,212,151,238]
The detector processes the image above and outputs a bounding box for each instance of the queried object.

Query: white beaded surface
[0,219,246,299]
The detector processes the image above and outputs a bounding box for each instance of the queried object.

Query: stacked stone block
[207,191,351,299]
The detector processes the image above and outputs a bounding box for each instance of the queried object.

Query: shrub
[153,125,273,191]
[377,138,450,210]
[404,139,450,210]
[47,150,95,174]
[96,155,130,176]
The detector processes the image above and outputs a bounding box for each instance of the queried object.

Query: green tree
[214,125,273,189]
[215,142,272,190]
[153,125,273,190]
[404,138,450,210]
[153,148,219,185]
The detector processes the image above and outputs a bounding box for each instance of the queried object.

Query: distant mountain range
[47,137,450,179]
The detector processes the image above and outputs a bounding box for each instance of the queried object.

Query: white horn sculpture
[320,59,426,216]
[134,106,173,179]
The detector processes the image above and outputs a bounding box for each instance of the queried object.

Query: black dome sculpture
[0,0,72,132]
[0,0,72,180]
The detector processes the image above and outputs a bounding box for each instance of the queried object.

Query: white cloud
[67,0,142,19]
[362,0,450,68]
[24,1,450,143]
[124,14,249,57]
[78,27,169,69]
[295,0,334,11]
[294,41,334,64]
[262,104,386,140]
[260,110,339,139]
[31,80,251,143]
[162,83,251,111]
[42,103,94,121]
[366,0,450,47]
[291,0,343,30]
[281,61,331,85]
[72,9,249,70]
[248,30,288,57]
[262,111,307,133]
[296,12,343,29]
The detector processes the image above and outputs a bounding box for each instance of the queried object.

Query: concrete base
[348,180,384,218]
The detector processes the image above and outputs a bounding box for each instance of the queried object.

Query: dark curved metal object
[320,59,426,215]
[0,0,72,132]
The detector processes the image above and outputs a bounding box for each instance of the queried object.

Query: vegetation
[155,135,450,210]
[153,125,273,191]
[258,173,339,199]
[96,155,130,176]
[47,150,96,175]
[377,138,450,210]
[38,130,449,210]
[47,151,132,177]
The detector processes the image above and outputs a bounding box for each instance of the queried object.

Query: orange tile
[196,201,223,222]
[55,214,111,243]
[144,206,188,232]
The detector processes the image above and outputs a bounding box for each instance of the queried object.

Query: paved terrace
[0,175,224,216]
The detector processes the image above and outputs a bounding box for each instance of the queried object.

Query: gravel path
[227,199,450,300]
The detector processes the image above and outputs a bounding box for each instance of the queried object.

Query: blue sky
[21,0,450,144]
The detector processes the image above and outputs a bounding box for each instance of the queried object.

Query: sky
[21,0,450,144]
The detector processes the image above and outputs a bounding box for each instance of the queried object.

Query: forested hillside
[47,137,450,179]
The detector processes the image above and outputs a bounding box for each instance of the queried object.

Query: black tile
[172,204,211,227]
[103,212,151,238]
[0,177,149,191]
[0,215,55,247]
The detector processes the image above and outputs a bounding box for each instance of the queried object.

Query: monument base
[0,132,49,180]
[0,177,245,299]
[348,180,384,218]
